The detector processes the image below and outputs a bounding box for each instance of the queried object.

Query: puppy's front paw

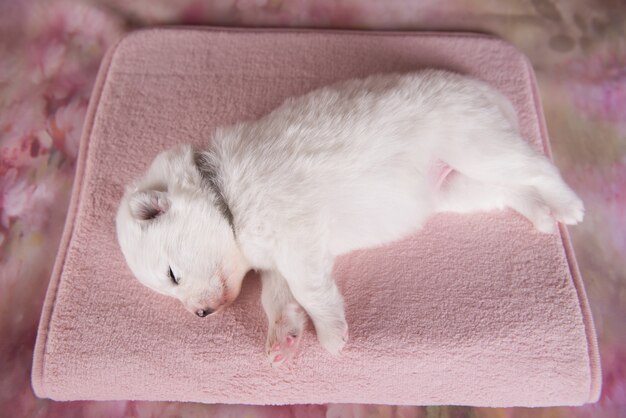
[268,334,300,368]
[316,318,349,355]
[266,303,306,367]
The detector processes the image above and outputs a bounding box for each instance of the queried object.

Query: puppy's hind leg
[261,270,307,367]
[443,130,584,228]
[436,174,558,233]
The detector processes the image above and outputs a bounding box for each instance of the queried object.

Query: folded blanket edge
[31,34,125,399]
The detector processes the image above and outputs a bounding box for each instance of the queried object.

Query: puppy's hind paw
[531,204,556,234]
[552,194,584,226]
[537,183,584,226]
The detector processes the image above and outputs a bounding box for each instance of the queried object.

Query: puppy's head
[116,144,249,317]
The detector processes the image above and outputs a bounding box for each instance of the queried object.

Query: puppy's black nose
[196,308,214,318]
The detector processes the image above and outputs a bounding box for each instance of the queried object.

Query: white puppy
[116,70,583,366]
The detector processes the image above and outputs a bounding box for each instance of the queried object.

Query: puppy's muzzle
[196,308,214,318]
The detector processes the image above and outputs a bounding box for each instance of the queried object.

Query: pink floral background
[1,0,625,417]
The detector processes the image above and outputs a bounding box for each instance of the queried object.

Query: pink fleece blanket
[31,28,600,407]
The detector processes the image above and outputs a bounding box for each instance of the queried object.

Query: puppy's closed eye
[168,267,180,285]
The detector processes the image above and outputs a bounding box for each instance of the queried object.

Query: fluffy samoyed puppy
[116,70,584,367]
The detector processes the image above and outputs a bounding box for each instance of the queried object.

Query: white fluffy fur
[116,70,584,366]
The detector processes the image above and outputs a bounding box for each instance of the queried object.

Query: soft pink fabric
[31,28,600,407]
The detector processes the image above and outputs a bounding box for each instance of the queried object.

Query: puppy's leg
[261,270,307,367]
[436,173,558,233]
[276,252,348,355]
[443,130,583,228]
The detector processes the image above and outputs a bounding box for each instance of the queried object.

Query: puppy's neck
[194,149,236,235]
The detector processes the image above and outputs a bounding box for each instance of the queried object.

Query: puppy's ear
[128,190,170,221]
